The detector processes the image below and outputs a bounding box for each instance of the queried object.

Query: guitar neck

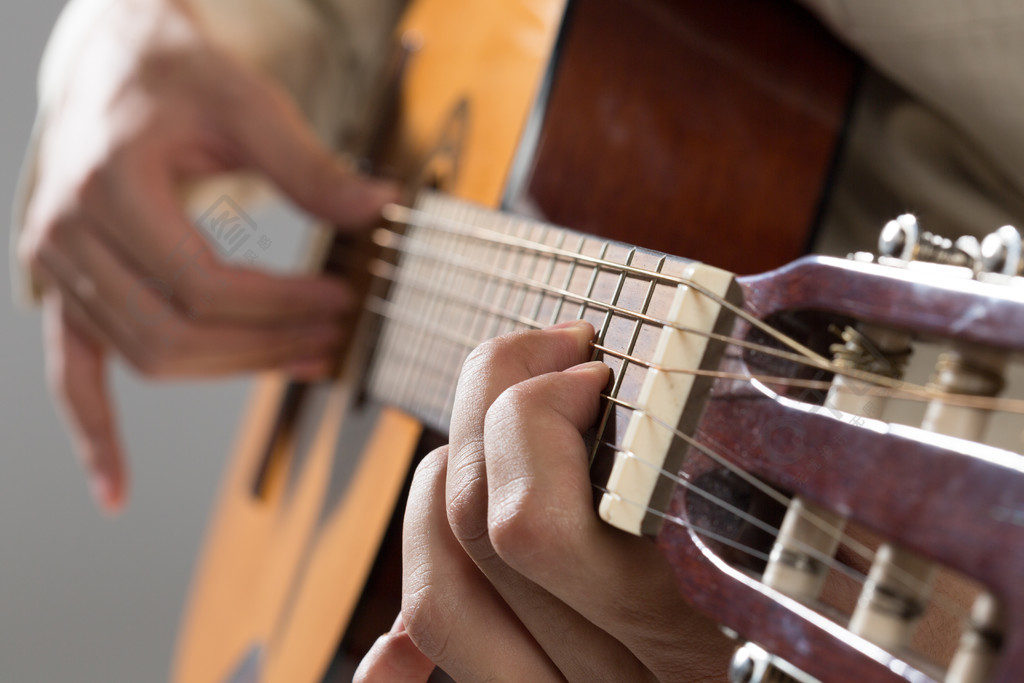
[364,190,707,433]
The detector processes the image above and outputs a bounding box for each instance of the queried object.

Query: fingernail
[89,473,119,513]
[546,319,592,332]
[566,360,609,376]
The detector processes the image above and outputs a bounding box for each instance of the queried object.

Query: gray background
[1,3,304,681]
[2,3,1023,683]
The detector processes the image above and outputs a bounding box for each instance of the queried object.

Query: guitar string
[371,254,829,370]
[362,297,962,616]
[372,223,1021,411]
[384,201,831,368]
[594,442,877,587]
[588,478,972,628]
[593,344,1024,416]
[369,201,1000,623]
[590,482,770,564]
[368,258,1024,416]
[366,248,1015,602]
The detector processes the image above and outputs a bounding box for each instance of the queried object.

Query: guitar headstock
[596,220,1024,682]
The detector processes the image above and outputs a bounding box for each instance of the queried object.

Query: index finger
[445,321,595,547]
[481,365,732,678]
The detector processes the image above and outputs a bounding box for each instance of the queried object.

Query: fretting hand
[17,0,396,511]
[355,321,732,681]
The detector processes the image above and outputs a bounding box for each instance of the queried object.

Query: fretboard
[365,191,704,434]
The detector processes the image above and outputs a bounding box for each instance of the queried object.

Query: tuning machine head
[979,224,1023,276]
[877,214,980,268]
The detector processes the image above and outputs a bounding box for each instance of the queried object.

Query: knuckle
[400,576,453,666]
[488,481,567,574]
[464,334,520,374]
[444,445,489,546]
[413,447,448,484]
[172,262,219,320]
[129,329,183,378]
[486,384,531,429]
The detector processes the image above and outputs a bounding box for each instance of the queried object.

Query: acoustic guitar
[173,0,1024,681]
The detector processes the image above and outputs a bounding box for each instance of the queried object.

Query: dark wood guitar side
[520,0,857,272]
[174,1,857,681]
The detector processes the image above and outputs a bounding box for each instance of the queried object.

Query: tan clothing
[801,0,1024,254]
[13,0,1024,301]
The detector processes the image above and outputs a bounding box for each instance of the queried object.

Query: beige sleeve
[797,0,1024,252]
[10,0,403,306]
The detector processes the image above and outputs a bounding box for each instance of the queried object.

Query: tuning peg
[979,225,1022,276]
[877,214,920,261]
[877,214,978,268]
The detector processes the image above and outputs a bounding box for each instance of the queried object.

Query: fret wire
[376,228,825,370]
[375,278,793,516]
[366,297,480,354]
[434,201,480,421]
[371,264,1018,417]
[442,208,516,426]
[369,262,540,327]
[463,210,506,361]
[437,206,487,426]
[408,199,466,422]
[368,298,473,422]
[577,241,609,322]
[372,262,840,394]
[392,204,430,411]
[371,212,419,407]
[394,206,440,412]
[597,247,634,350]
[365,297,968,618]
[361,298,972,612]
[396,204,439,408]
[384,201,830,367]
[588,247,635,460]
[485,215,519,339]
[484,218,527,341]
[591,254,666,463]
[551,235,586,325]
[507,222,548,336]
[531,229,566,327]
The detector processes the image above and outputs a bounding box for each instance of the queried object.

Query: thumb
[226,74,400,229]
[43,295,128,513]
[354,615,435,683]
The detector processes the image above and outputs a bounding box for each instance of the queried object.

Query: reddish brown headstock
[656,254,1024,682]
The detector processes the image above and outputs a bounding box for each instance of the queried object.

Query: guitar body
[174,1,856,680]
